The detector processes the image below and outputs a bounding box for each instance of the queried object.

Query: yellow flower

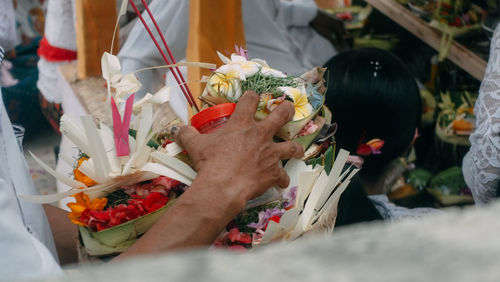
[208,72,242,101]
[73,157,98,187]
[278,86,313,121]
[67,192,107,226]
[259,93,287,114]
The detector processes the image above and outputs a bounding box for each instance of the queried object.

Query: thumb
[172,125,200,153]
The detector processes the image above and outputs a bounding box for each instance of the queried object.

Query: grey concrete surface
[30,201,500,282]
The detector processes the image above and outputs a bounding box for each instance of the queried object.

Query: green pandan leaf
[128,129,160,149]
[323,145,335,175]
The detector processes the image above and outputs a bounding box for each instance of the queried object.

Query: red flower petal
[356,144,372,156]
[269,215,281,224]
[227,228,241,243]
[144,192,168,212]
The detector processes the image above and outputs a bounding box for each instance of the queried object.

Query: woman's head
[324,48,420,178]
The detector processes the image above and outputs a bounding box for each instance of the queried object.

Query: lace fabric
[0,0,17,51]
[463,24,500,204]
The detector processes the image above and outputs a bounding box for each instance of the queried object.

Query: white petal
[230,53,247,63]
[118,0,127,16]
[101,52,122,84]
[261,67,286,78]
[133,86,170,114]
[218,64,246,80]
[252,58,270,68]
[241,61,259,77]
[216,51,231,64]
[112,74,142,99]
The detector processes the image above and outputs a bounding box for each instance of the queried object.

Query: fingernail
[170,126,180,136]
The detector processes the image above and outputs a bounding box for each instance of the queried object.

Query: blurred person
[324,48,438,224]
[0,0,18,87]
[0,0,61,278]
[462,24,500,205]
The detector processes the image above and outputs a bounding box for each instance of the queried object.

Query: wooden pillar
[186,0,246,112]
[75,0,119,79]
[315,0,338,9]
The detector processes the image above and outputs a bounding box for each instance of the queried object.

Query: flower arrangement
[436,91,476,144]
[21,51,200,256]
[67,175,186,232]
[214,150,359,250]
[200,49,326,141]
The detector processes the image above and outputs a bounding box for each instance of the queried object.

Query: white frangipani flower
[278,86,313,120]
[261,66,287,78]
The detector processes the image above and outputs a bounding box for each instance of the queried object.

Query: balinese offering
[436,91,476,145]
[201,50,327,141]
[21,52,198,256]
[214,151,358,250]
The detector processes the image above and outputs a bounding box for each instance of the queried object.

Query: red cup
[190,103,237,133]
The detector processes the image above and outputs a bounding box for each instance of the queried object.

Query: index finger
[227,90,259,125]
[259,100,295,137]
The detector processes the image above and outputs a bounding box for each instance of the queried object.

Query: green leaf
[324,145,335,175]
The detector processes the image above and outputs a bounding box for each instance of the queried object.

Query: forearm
[116,174,247,260]
[43,204,78,265]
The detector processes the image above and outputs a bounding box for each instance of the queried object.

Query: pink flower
[297,121,319,137]
[234,45,248,60]
[247,207,285,230]
[283,186,297,209]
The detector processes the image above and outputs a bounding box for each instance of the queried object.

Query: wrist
[189,171,249,213]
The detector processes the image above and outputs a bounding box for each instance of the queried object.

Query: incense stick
[140,0,198,111]
[128,0,199,111]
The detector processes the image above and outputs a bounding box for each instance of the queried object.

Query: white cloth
[368,194,440,222]
[37,0,77,104]
[44,0,77,51]
[0,0,17,51]
[118,0,335,98]
[463,24,500,205]
[0,88,62,280]
[281,0,337,67]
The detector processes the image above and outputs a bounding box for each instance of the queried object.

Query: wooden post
[186,0,246,113]
[75,0,119,79]
[315,0,338,9]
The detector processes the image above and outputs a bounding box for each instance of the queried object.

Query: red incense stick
[140,0,197,110]
[128,0,199,111]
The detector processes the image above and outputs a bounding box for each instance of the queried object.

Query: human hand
[173,91,304,202]
[311,9,351,51]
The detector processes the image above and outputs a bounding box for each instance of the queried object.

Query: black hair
[324,48,421,179]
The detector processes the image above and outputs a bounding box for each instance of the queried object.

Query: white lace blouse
[463,24,500,205]
[0,0,17,51]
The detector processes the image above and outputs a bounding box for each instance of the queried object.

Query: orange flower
[74,157,97,187]
[452,119,473,132]
[67,192,107,226]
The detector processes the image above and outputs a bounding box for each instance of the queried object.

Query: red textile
[37,36,77,62]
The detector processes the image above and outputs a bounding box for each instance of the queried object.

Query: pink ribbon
[111,94,135,157]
